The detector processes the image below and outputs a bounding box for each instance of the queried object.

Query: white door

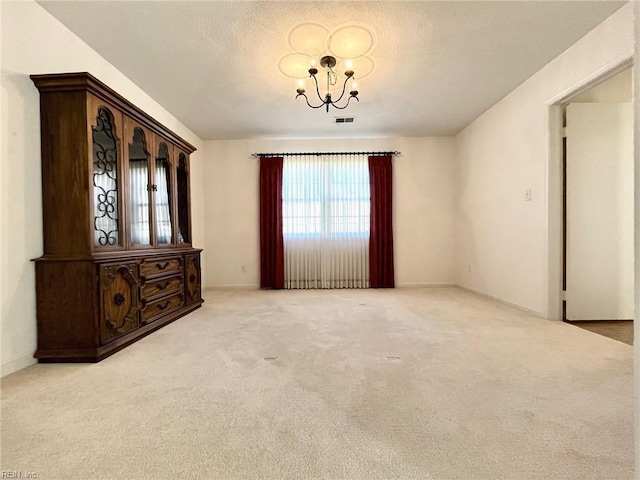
[565,103,634,320]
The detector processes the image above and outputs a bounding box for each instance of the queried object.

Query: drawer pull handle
[156,282,169,291]
[156,261,170,270]
[157,301,170,311]
[113,293,125,306]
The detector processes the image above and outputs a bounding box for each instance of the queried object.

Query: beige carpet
[1,287,634,479]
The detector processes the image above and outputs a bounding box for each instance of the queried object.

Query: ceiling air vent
[335,117,355,124]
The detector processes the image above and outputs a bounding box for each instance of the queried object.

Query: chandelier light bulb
[296,78,306,95]
[349,80,359,97]
[308,58,318,76]
[346,60,353,69]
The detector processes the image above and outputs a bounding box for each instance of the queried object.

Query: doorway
[561,67,634,343]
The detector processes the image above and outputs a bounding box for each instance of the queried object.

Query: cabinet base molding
[35,300,203,363]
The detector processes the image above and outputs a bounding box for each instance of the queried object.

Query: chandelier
[295,55,359,112]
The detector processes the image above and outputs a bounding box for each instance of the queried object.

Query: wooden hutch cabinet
[31,72,203,362]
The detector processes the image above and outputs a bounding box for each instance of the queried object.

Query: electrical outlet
[241,265,246,273]
[467,264,471,273]
[525,188,532,202]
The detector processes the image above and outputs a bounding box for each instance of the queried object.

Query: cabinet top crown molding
[30,72,197,154]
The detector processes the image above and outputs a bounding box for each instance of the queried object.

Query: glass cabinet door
[154,140,174,245]
[125,119,152,247]
[92,104,122,248]
[176,151,191,245]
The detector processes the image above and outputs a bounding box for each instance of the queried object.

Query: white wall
[0,0,206,377]
[454,2,634,317]
[204,137,456,288]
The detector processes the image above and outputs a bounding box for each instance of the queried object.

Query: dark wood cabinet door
[124,116,154,249]
[100,263,139,344]
[89,94,125,251]
[153,136,175,246]
[175,150,192,246]
[185,254,201,304]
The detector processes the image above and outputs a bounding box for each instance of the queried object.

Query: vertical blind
[129,160,150,245]
[154,162,172,244]
[129,161,172,245]
[282,153,370,288]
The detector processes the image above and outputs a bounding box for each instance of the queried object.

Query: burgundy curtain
[369,155,395,288]
[259,156,284,289]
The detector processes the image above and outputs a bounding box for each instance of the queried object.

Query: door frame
[546,56,633,321]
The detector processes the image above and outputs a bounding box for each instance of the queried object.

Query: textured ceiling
[38,1,626,140]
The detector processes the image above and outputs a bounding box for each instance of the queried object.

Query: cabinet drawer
[141,292,184,324]
[141,275,183,300]
[140,257,182,278]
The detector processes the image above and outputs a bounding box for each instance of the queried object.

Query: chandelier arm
[296,93,326,109]
[332,76,351,104]
[330,96,359,110]
[310,74,324,104]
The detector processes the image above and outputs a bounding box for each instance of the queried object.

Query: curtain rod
[252,151,400,158]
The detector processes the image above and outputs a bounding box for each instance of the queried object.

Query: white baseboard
[207,283,456,289]
[455,284,545,318]
[205,285,260,290]
[2,355,36,378]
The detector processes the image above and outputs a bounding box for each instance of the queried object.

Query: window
[281,154,370,289]
[282,155,370,238]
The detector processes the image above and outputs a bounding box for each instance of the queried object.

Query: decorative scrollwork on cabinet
[100,263,139,343]
[185,254,201,304]
[92,107,120,247]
